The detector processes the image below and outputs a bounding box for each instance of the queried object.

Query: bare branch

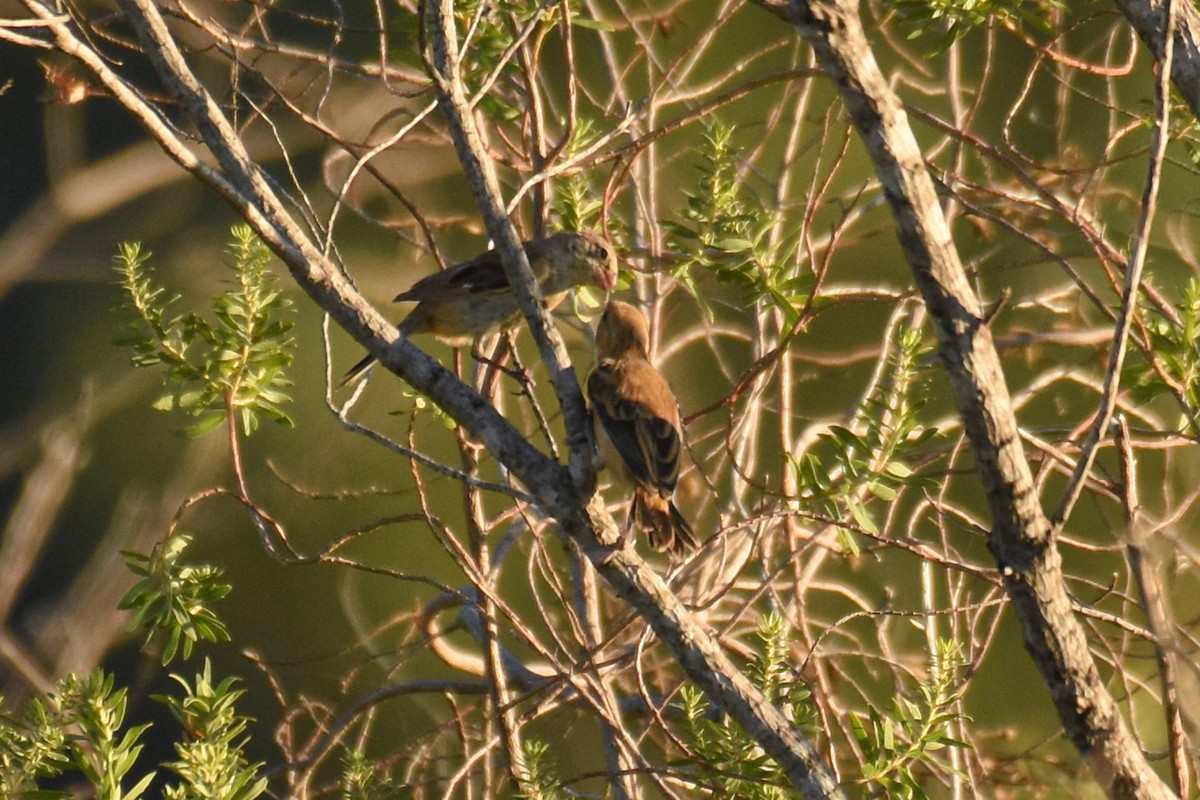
[750,0,1175,795]
[1052,0,1176,529]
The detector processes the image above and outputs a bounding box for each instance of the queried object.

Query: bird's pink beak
[594,266,616,293]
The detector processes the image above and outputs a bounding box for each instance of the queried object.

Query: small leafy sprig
[449,0,612,123]
[120,533,232,666]
[0,670,155,800]
[551,118,606,235]
[1126,276,1200,434]
[515,739,565,800]
[883,0,1063,52]
[676,613,816,799]
[666,121,813,323]
[852,638,968,799]
[156,660,267,800]
[1,556,252,798]
[341,747,409,799]
[792,325,939,553]
[1,663,266,799]
[551,118,620,322]
[113,224,295,438]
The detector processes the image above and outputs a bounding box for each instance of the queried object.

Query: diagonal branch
[29,0,845,796]
[750,0,1175,797]
[50,0,573,512]
[423,0,594,488]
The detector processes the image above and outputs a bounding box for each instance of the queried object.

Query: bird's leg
[616,496,639,550]
[617,513,634,550]
[498,335,534,394]
[471,333,531,389]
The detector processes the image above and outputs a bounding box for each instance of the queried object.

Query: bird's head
[594,300,650,360]
[568,230,618,293]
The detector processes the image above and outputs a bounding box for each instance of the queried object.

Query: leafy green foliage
[1156,90,1200,168]
[852,638,968,799]
[113,224,295,438]
[676,613,817,798]
[552,118,622,321]
[156,660,267,800]
[551,119,605,236]
[1126,276,1200,434]
[792,325,940,553]
[666,122,813,323]
[391,387,459,430]
[120,533,232,666]
[1,664,264,800]
[515,740,565,800]
[1,537,255,799]
[0,670,155,800]
[883,0,1063,51]
[341,747,412,799]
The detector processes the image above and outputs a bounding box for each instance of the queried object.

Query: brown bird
[343,231,617,384]
[587,300,698,555]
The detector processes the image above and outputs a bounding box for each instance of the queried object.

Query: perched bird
[587,300,698,555]
[343,230,617,384]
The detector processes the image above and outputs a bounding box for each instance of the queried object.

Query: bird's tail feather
[341,318,417,388]
[339,354,375,388]
[635,492,698,556]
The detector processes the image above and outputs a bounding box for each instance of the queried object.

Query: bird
[343,230,618,384]
[586,300,698,556]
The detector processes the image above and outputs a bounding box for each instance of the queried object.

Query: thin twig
[1051,0,1177,529]
[1115,417,1190,796]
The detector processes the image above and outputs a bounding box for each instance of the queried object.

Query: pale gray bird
[343,231,618,384]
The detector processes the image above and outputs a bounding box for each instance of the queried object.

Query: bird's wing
[395,240,553,303]
[587,359,681,495]
[393,250,510,302]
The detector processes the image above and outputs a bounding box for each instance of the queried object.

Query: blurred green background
[4,2,1198,795]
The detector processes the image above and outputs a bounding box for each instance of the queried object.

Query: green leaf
[184,413,227,439]
[867,480,898,501]
[847,496,878,534]
[835,525,861,556]
[713,237,754,252]
[828,425,870,453]
[569,16,614,31]
[113,225,294,439]
[121,534,231,666]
